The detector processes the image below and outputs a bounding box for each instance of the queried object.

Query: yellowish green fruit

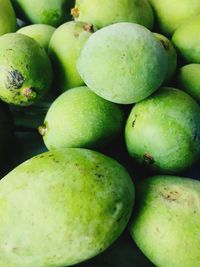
[72,0,154,30]
[39,86,124,150]
[130,175,200,267]
[0,33,53,106]
[0,0,16,36]
[49,21,93,92]
[17,24,55,52]
[0,148,135,267]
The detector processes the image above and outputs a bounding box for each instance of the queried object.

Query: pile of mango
[0,0,200,267]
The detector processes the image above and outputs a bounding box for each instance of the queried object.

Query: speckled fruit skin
[125,87,200,173]
[78,23,167,104]
[130,175,200,267]
[172,15,200,63]
[0,148,135,267]
[0,33,53,106]
[49,21,93,92]
[72,0,154,30]
[39,86,124,150]
[0,0,16,36]
[17,24,55,52]
[149,0,200,36]
[11,0,73,27]
[153,33,177,83]
[177,64,200,103]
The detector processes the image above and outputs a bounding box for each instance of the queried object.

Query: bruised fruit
[125,87,200,173]
[0,33,53,106]
[177,64,200,103]
[78,23,167,104]
[153,33,177,83]
[39,86,124,150]
[130,175,200,267]
[17,24,55,52]
[0,148,135,267]
[0,0,16,36]
[172,15,200,63]
[11,0,73,27]
[72,0,154,30]
[49,21,93,92]
[149,0,200,36]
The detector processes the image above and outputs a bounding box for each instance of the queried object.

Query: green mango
[0,148,135,267]
[72,0,154,30]
[130,175,200,267]
[149,0,200,36]
[17,24,55,52]
[49,21,93,92]
[177,64,200,103]
[0,33,53,106]
[0,0,16,36]
[125,87,200,173]
[78,23,167,104]
[39,86,124,150]
[172,15,200,63]
[11,0,74,27]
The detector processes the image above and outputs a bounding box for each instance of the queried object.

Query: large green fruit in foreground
[125,87,200,173]
[49,21,93,92]
[0,0,16,36]
[72,0,154,30]
[177,64,200,103]
[149,0,200,36]
[130,175,200,267]
[17,24,55,52]
[0,148,135,267]
[11,0,73,27]
[0,33,53,106]
[172,15,200,63]
[78,23,167,104]
[39,86,124,150]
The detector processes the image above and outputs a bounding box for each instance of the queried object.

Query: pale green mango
[130,175,200,267]
[78,23,167,104]
[0,0,16,36]
[17,24,55,52]
[72,0,154,30]
[0,148,135,267]
[125,87,200,173]
[49,21,93,92]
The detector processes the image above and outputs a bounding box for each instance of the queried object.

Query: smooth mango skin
[17,24,55,52]
[0,33,53,106]
[11,0,73,27]
[172,15,200,63]
[40,86,124,150]
[177,64,200,103]
[149,0,200,36]
[78,23,167,104]
[153,33,177,83]
[0,148,135,267]
[130,175,200,267]
[125,87,200,173]
[49,21,93,93]
[0,0,16,36]
[72,0,154,30]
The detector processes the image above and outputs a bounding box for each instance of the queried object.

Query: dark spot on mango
[143,152,155,165]
[6,70,25,90]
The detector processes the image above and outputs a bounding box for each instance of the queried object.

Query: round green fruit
[72,0,154,30]
[177,64,200,103]
[0,0,16,36]
[125,87,200,173]
[130,175,200,267]
[49,21,93,92]
[39,86,124,150]
[0,148,135,267]
[78,23,167,104]
[0,33,53,106]
[17,24,55,52]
